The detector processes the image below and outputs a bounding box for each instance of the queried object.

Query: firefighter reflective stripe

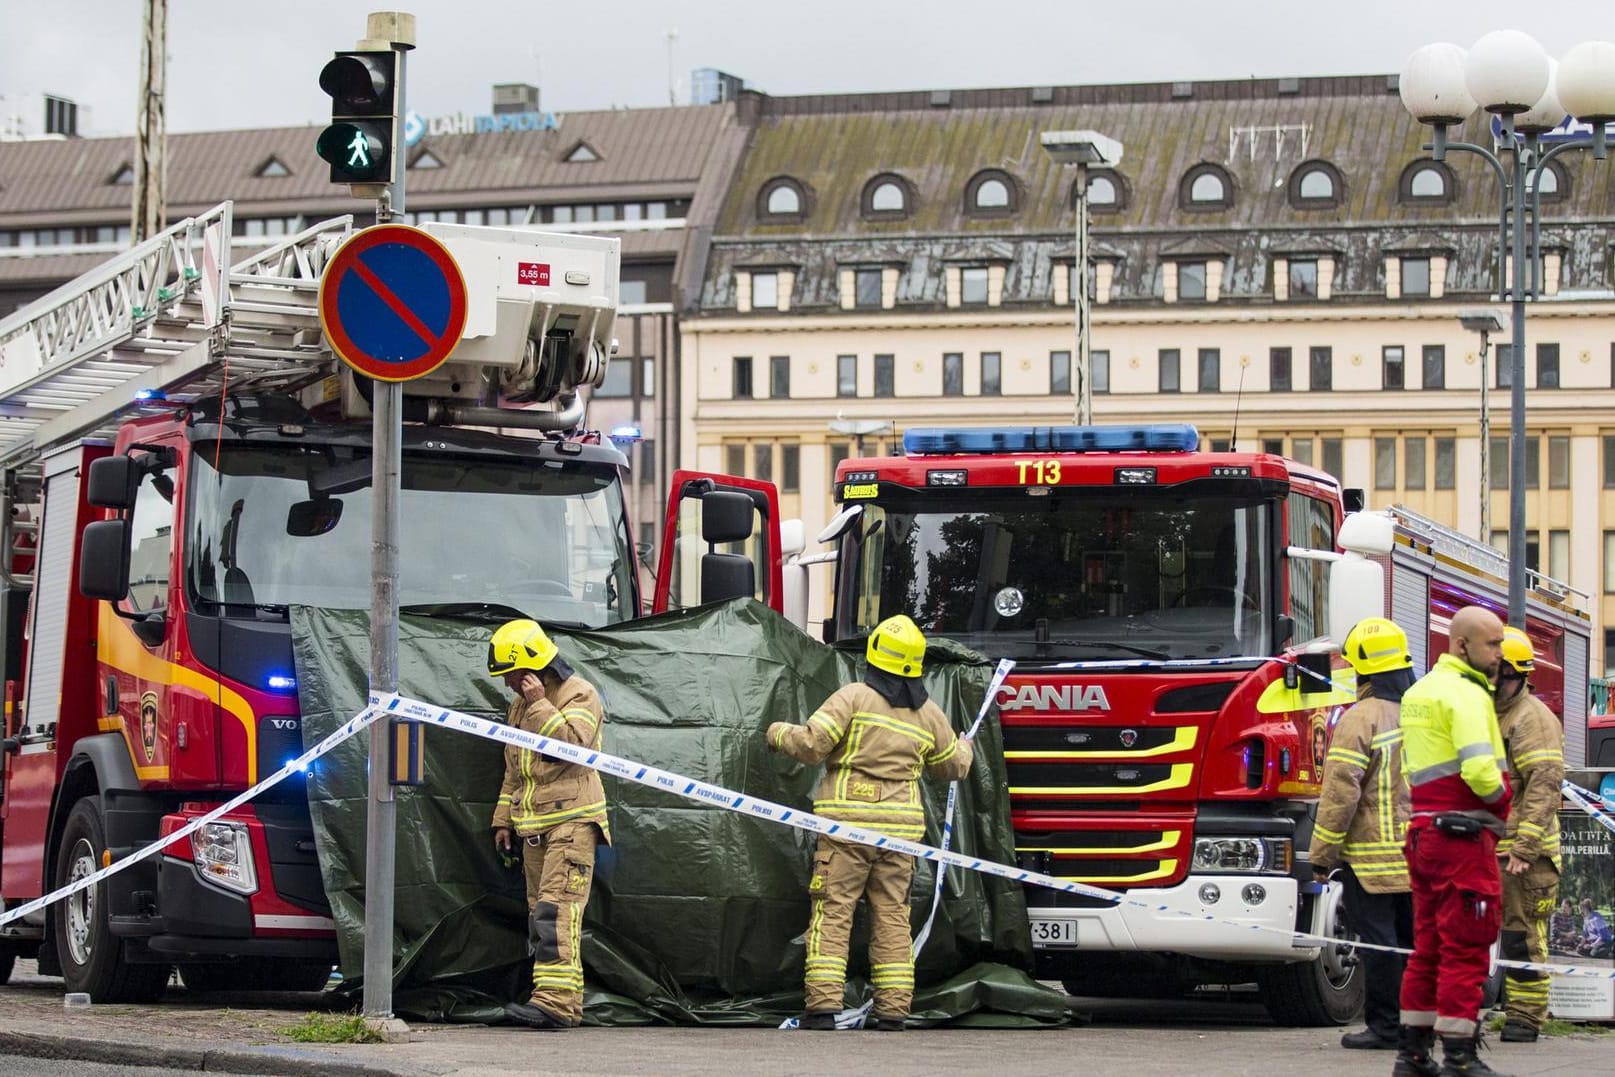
[870,961,914,988]
[926,736,961,767]
[1514,747,1561,768]
[510,798,609,831]
[1402,653,1510,811]
[1314,822,1348,843]
[1408,759,1464,784]
[808,711,843,740]
[1327,746,1371,769]
[1308,696,1410,892]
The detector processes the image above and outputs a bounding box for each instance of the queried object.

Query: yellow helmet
[487,619,558,677]
[1341,617,1413,677]
[867,615,926,678]
[1501,626,1534,675]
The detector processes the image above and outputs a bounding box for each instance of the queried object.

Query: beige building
[683,78,1615,663]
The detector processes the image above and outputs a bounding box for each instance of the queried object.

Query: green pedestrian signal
[317,50,397,187]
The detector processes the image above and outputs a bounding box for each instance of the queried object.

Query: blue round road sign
[318,225,468,382]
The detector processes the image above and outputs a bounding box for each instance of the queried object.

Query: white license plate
[1029,917,1078,947]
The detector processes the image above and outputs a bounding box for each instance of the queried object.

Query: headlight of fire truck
[192,822,259,895]
[1190,836,1292,875]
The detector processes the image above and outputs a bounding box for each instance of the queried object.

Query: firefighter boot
[1498,1018,1538,1043]
[1391,1024,1441,1077]
[1438,1033,1513,1077]
[799,1011,837,1030]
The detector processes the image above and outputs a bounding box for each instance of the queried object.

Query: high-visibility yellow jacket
[1495,687,1563,867]
[491,675,611,842]
[1399,653,1512,822]
[768,682,973,840]
[1308,692,1411,893]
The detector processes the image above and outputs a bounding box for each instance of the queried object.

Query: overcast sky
[1,0,1610,136]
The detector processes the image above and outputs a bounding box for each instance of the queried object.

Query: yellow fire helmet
[487,618,558,677]
[1341,617,1414,677]
[1501,625,1535,675]
[867,614,927,678]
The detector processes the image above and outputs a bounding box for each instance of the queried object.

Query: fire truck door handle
[105,677,119,716]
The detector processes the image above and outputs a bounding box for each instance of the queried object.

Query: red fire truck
[783,424,1591,1024]
[0,205,747,998]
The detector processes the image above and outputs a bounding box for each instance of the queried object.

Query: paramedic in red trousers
[1492,626,1564,1045]
[1394,605,1512,1077]
[487,619,610,1031]
[766,614,973,1030]
[1308,617,1417,1053]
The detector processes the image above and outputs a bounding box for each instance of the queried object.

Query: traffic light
[316,50,397,185]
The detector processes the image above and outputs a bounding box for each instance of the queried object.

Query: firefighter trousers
[520,820,599,1025]
[1339,865,1413,1039]
[803,835,916,1017]
[1400,822,1502,1037]
[1500,857,1558,1030]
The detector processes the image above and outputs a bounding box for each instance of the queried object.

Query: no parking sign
[318,224,468,381]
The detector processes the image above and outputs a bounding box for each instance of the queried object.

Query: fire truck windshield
[185,444,636,626]
[837,491,1272,661]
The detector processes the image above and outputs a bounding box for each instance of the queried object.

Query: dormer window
[964,170,1018,217]
[254,156,291,178]
[1181,164,1233,210]
[1399,161,1456,205]
[1289,161,1344,209]
[564,141,600,163]
[862,173,913,219]
[759,177,808,221]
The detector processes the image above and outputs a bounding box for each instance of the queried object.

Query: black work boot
[1498,1018,1538,1043]
[798,1010,837,1030]
[1341,1026,1398,1049]
[867,1013,907,1031]
[1391,1024,1441,1077]
[501,1000,570,1030]
[1438,1032,1513,1076]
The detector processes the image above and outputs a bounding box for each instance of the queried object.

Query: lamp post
[1041,130,1123,426]
[829,416,894,459]
[1400,33,1615,625]
[1458,308,1508,543]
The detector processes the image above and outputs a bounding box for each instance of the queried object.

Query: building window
[1092,350,1110,393]
[1537,343,1560,388]
[1375,438,1397,489]
[1160,349,1181,393]
[1496,344,1514,389]
[1382,346,1405,389]
[1262,438,1285,456]
[1491,437,1510,490]
[1087,173,1119,208]
[1271,347,1292,391]
[1050,351,1071,395]
[638,440,655,488]
[943,353,963,396]
[754,443,773,484]
[981,352,1002,396]
[1605,532,1615,592]
[1310,346,1332,391]
[1289,259,1318,298]
[725,443,745,477]
[1549,435,1570,488]
[1291,438,1314,465]
[1404,437,1427,489]
[862,174,911,218]
[854,268,883,308]
[1400,160,1455,203]
[874,354,895,398]
[1289,162,1343,208]
[1529,161,1566,201]
[837,355,857,397]
[1322,438,1343,479]
[1604,435,1615,486]
[1198,348,1220,392]
[960,267,989,305]
[595,359,632,398]
[760,177,807,219]
[770,355,790,399]
[732,357,753,399]
[1526,435,1540,489]
[830,443,850,483]
[620,280,649,305]
[643,356,656,398]
[965,170,1017,215]
[1607,628,1615,672]
[1549,530,1569,581]
[1182,164,1233,209]
[1422,345,1445,389]
[752,271,779,310]
[1435,438,1456,489]
[1402,258,1431,296]
[1178,261,1207,301]
[781,445,800,493]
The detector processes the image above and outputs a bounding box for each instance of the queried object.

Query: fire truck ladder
[1389,503,1585,605]
[0,201,353,587]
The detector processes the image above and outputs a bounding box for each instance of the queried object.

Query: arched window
[1409,168,1444,198]
[1191,174,1224,202]
[1088,175,1117,206]
[871,182,904,211]
[1399,161,1456,204]
[1299,170,1331,199]
[1528,161,1565,200]
[758,177,809,220]
[965,170,1018,216]
[767,186,800,215]
[1077,171,1127,213]
[861,174,914,218]
[1180,164,1234,211]
[1288,161,1345,209]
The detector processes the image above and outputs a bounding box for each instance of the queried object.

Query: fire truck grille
[1006,761,1190,794]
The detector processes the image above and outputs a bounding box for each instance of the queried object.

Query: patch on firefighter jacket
[849,780,879,801]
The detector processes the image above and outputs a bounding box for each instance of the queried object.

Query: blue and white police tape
[378,692,1615,981]
[0,705,385,929]
[1562,780,1615,837]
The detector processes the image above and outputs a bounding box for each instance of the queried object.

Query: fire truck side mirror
[701,491,755,546]
[87,455,140,510]
[1342,488,1366,513]
[79,519,133,601]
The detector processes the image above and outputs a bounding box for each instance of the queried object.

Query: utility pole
[132,0,167,243]
[666,29,678,106]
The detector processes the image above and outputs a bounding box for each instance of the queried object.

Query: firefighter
[487,618,610,1031]
[1493,626,1563,1044]
[1309,617,1416,1052]
[766,614,974,1031]
[1395,605,1513,1077]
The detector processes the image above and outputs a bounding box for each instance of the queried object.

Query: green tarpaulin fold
[290,598,1066,1025]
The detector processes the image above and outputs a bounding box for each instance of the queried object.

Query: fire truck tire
[1254,953,1363,1026]
[0,949,15,985]
[52,797,172,1003]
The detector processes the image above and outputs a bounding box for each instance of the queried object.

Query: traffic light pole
[357,9,415,1025]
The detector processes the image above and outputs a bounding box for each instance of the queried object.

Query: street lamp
[1041,129,1123,426]
[1458,308,1508,543]
[829,416,894,458]
[1400,32,1615,625]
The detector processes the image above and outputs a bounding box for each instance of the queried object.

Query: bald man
[1393,605,1514,1077]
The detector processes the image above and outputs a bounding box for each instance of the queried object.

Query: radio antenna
[1230,360,1246,451]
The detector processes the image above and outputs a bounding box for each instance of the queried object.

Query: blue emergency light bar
[903,424,1199,456]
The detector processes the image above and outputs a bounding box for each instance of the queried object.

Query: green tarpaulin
[290,599,1067,1026]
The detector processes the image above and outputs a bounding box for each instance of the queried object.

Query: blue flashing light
[266,673,297,692]
[904,424,1199,456]
[608,424,643,443]
[134,389,168,402]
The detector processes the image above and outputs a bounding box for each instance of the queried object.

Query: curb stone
[0,1029,409,1077]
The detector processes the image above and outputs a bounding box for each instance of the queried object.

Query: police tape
[1562,780,1615,837]
[0,705,385,929]
[380,692,1615,981]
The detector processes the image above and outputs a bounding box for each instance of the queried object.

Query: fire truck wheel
[52,797,173,1003]
[0,949,15,985]
[1254,951,1363,1026]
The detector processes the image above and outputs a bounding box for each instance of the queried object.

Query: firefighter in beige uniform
[487,619,609,1031]
[767,615,974,1030]
[1493,626,1564,1044]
